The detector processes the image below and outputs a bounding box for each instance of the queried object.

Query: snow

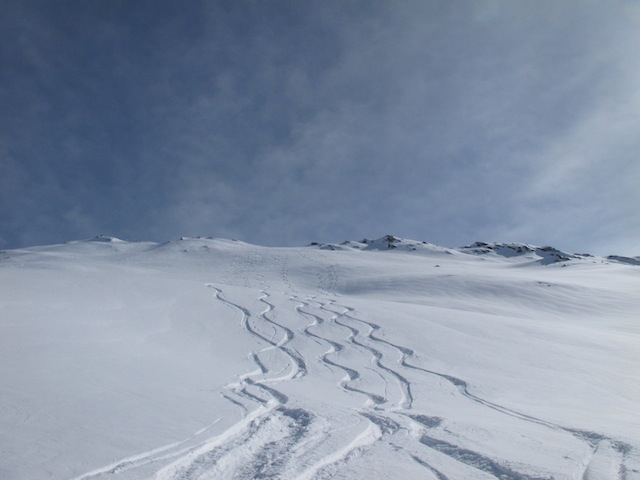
[0,236,639,479]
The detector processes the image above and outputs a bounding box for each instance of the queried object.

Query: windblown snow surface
[1,235,639,480]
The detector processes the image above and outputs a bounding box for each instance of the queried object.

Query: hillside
[1,236,639,479]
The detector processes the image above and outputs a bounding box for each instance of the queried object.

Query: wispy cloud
[1,1,638,254]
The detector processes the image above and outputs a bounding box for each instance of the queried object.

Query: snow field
[1,236,638,479]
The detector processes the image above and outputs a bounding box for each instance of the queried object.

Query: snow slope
[0,235,638,480]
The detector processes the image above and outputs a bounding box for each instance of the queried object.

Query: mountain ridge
[3,234,638,267]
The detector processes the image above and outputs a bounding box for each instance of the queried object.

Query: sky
[1,0,639,256]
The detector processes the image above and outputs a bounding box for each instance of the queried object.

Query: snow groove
[410,454,451,480]
[258,289,308,380]
[292,296,549,478]
[147,285,322,479]
[70,419,225,479]
[293,298,386,405]
[330,303,414,410]
[400,354,633,478]
[297,296,633,480]
[419,435,553,480]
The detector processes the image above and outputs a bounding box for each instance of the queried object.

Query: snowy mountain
[1,236,639,480]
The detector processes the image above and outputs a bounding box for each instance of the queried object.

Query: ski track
[395,343,633,479]
[70,277,634,480]
[300,297,632,480]
[148,286,320,480]
[69,418,226,480]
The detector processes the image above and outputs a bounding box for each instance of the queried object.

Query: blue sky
[1,1,639,255]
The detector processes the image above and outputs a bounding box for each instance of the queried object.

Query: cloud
[1,1,638,255]
[123,1,640,254]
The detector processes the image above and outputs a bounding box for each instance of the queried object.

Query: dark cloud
[1,1,638,254]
